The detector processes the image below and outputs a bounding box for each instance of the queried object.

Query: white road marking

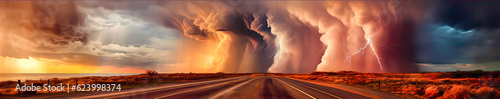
[153,77,251,99]
[208,76,261,99]
[274,77,316,99]
[286,79,342,99]
[73,76,248,99]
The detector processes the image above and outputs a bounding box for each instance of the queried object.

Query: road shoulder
[281,77,405,99]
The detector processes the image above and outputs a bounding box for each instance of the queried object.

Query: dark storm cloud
[79,1,278,73]
[29,1,89,46]
[0,1,90,53]
[80,1,425,73]
[10,0,488,73]
[416,2,500,66]
[214,11,270,72]
[432,2,500,30]
[240,10,276,73]
[416,25,481,64]
[474,29,500,63]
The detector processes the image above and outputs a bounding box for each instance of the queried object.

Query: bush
[471,87,497,99]
[440,85,470,99]
[146,70,158,76]
[425,73,442,80]
[308,76,318,80]
[349,78,366,85]
[402,85,419,94]
[425,86,443,98]
[430,75,440,80]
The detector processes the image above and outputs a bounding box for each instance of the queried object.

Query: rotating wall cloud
[147,1,422,73]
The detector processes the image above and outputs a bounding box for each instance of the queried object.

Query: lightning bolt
[274,37,284,68]
[369,40,383,71]
[268,47,276,59]
[343,38,384,71]
[248,49,257,65]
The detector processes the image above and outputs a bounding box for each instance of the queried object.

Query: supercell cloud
[0,0,499,73]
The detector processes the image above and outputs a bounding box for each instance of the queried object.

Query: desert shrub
[425,73,442,80]
[440,85,470,99]
[146,70,158,76]
[402,85,421,94]
[308,76,318,80]
[349,78,366,85]
[0,81,17,89]
[364,74,378,78]
[311,72,323,75]
[333,79,345,83]
[469,83,481,88]
[364,79,373,84]
[471,87,497,99]
[466,78,479,83]
[430,75,440,80]
[317,76,330,81]
[425,86,443,98]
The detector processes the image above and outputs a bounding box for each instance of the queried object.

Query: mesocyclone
[0,0,425,73]
[143,1,423,73]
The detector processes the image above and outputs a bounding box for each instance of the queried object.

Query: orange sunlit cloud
[0,56,145,73]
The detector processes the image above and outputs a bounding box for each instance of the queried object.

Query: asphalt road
[64,75,372,99]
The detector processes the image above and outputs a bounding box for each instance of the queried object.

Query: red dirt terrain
[274,70,500,99]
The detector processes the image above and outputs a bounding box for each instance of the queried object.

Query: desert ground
[274,70,500,99]
[0,71,249,95]
[1,70,499,99]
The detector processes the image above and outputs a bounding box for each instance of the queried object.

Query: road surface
[58,75,372,99]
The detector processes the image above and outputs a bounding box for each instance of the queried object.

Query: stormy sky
[0,0,498,73]
[416,2,500,72]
